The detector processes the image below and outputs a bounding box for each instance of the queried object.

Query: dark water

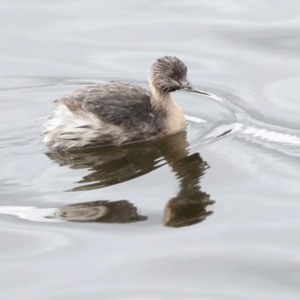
[1,1,300,299]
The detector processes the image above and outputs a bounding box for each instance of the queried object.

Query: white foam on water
[241,127,300,145]
[184,114,207,123]
[0,206,60,222]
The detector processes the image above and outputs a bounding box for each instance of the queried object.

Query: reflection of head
[161,151,214,227]
[163,191,215,227]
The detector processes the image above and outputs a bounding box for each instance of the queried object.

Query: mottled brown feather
[43,56,190,149]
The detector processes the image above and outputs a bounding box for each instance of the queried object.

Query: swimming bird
[42,56,208,149]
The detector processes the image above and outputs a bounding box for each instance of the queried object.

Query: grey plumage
[42,56,194,150]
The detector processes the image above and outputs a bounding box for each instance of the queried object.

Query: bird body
[43,56,200,150]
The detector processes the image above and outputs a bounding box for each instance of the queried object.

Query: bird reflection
[46,131,215,227]
[50,200,147,223]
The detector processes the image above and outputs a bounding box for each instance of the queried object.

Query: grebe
[42,56,208,149]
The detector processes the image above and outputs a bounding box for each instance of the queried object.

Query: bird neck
[148,80,173,111]
[148,80,186,134]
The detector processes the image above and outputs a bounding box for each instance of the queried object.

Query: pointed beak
[181,80,211,96]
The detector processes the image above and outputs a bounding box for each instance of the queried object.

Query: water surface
[1,1,300,299]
